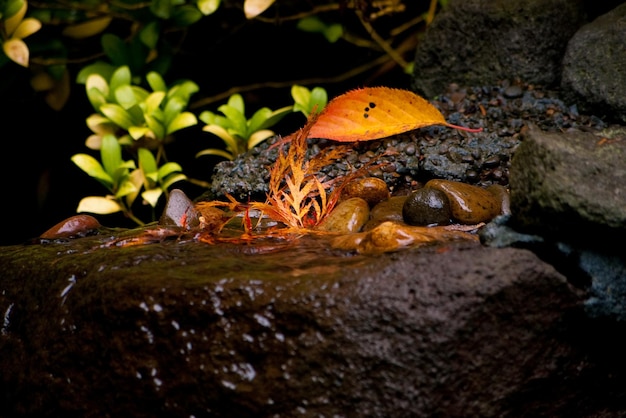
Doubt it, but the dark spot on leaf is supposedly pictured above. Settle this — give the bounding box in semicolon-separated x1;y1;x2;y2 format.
370;102;376;108
363;113;369;118
364;107;370;112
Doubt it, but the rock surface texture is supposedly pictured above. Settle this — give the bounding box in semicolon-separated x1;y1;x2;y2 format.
3;0;626;417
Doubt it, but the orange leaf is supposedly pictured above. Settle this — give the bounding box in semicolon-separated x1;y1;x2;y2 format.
307;87;481;142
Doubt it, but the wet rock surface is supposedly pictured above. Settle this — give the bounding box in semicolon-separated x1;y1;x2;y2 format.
0;237;606;418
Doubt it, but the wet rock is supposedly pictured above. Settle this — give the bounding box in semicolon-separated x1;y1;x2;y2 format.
425;179;502;224
561;3;626;122
341;177;390;207
331;221;478;254
411;0;586;98
2;236;606;417
39;214;101;239
402;187;452;226
159;189;201;230
366;195;407;230
509;124;626;245
315;197;370;233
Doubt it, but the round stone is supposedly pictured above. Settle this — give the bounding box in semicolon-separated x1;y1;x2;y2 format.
402;188;452;226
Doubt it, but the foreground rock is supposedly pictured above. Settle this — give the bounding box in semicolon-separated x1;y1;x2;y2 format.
2;235;612;417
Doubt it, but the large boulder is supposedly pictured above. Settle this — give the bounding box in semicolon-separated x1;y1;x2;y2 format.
411;0;586;98
0;236;606;417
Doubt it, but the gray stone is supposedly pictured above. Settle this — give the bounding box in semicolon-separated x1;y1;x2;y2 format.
509;124;626;245
561;3;626;123
411;0;586;98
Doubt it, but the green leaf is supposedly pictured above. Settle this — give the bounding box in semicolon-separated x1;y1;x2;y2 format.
218;104;247;136
102;34;129;67
247;107;272;134
143;91;166;113
197;0;221;15
171;5;203;27
115;85;137;109
115;177;138;199
129;126;151;140
3;0;25;20
163;96;185;126
100;134;122;177
139;21;160;50
86;86;108;112
100;103;136;130
247;129;275;149
76;62;115;85
109;65;131;95
157;161;183;180
76;196;123;215
147;72;167;93
161;173;187;190
142;188;163;208
227;94;245;114
195;148;234;160
323;24;343;43
291;85;310;107
309;87;328;112
144;114;166;140
150;0;172;19
71;154;113;187
257;105;292;130
166;112;197;135
138;148;158;176
168;80;199;102
202;124;238;153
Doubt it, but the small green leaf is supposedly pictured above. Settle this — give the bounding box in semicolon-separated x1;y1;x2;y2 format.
161;173;187;190
142;188;163;208
171;5;203;27
257;105;292;130
115;178;139;199
197;0;221;15
129;126;151;140
115;85;137;109
291;85;311;107
166;112;197;135
144;114;166;140
143;91;166;113
248;129;275;149
158;162;183;180
76;196;123;215
150;0;172;19
218;104;247;136
202;124;238;153
102;35;129;67
76;62;115;85
227;94;245;114
147;72;167;93
196;148;234;160
71;154;113;187
139;21;160;50
138;148;158;176
100;103;136;130
109;65;131;94
247;107;272;134
100;134;122;177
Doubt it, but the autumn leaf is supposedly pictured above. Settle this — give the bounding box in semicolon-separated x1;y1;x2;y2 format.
307;87;482;142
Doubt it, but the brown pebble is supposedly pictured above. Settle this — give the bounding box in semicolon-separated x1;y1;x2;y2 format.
342;177;390;207
40;214;101;239
425;179;501;224
316;197;370;233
